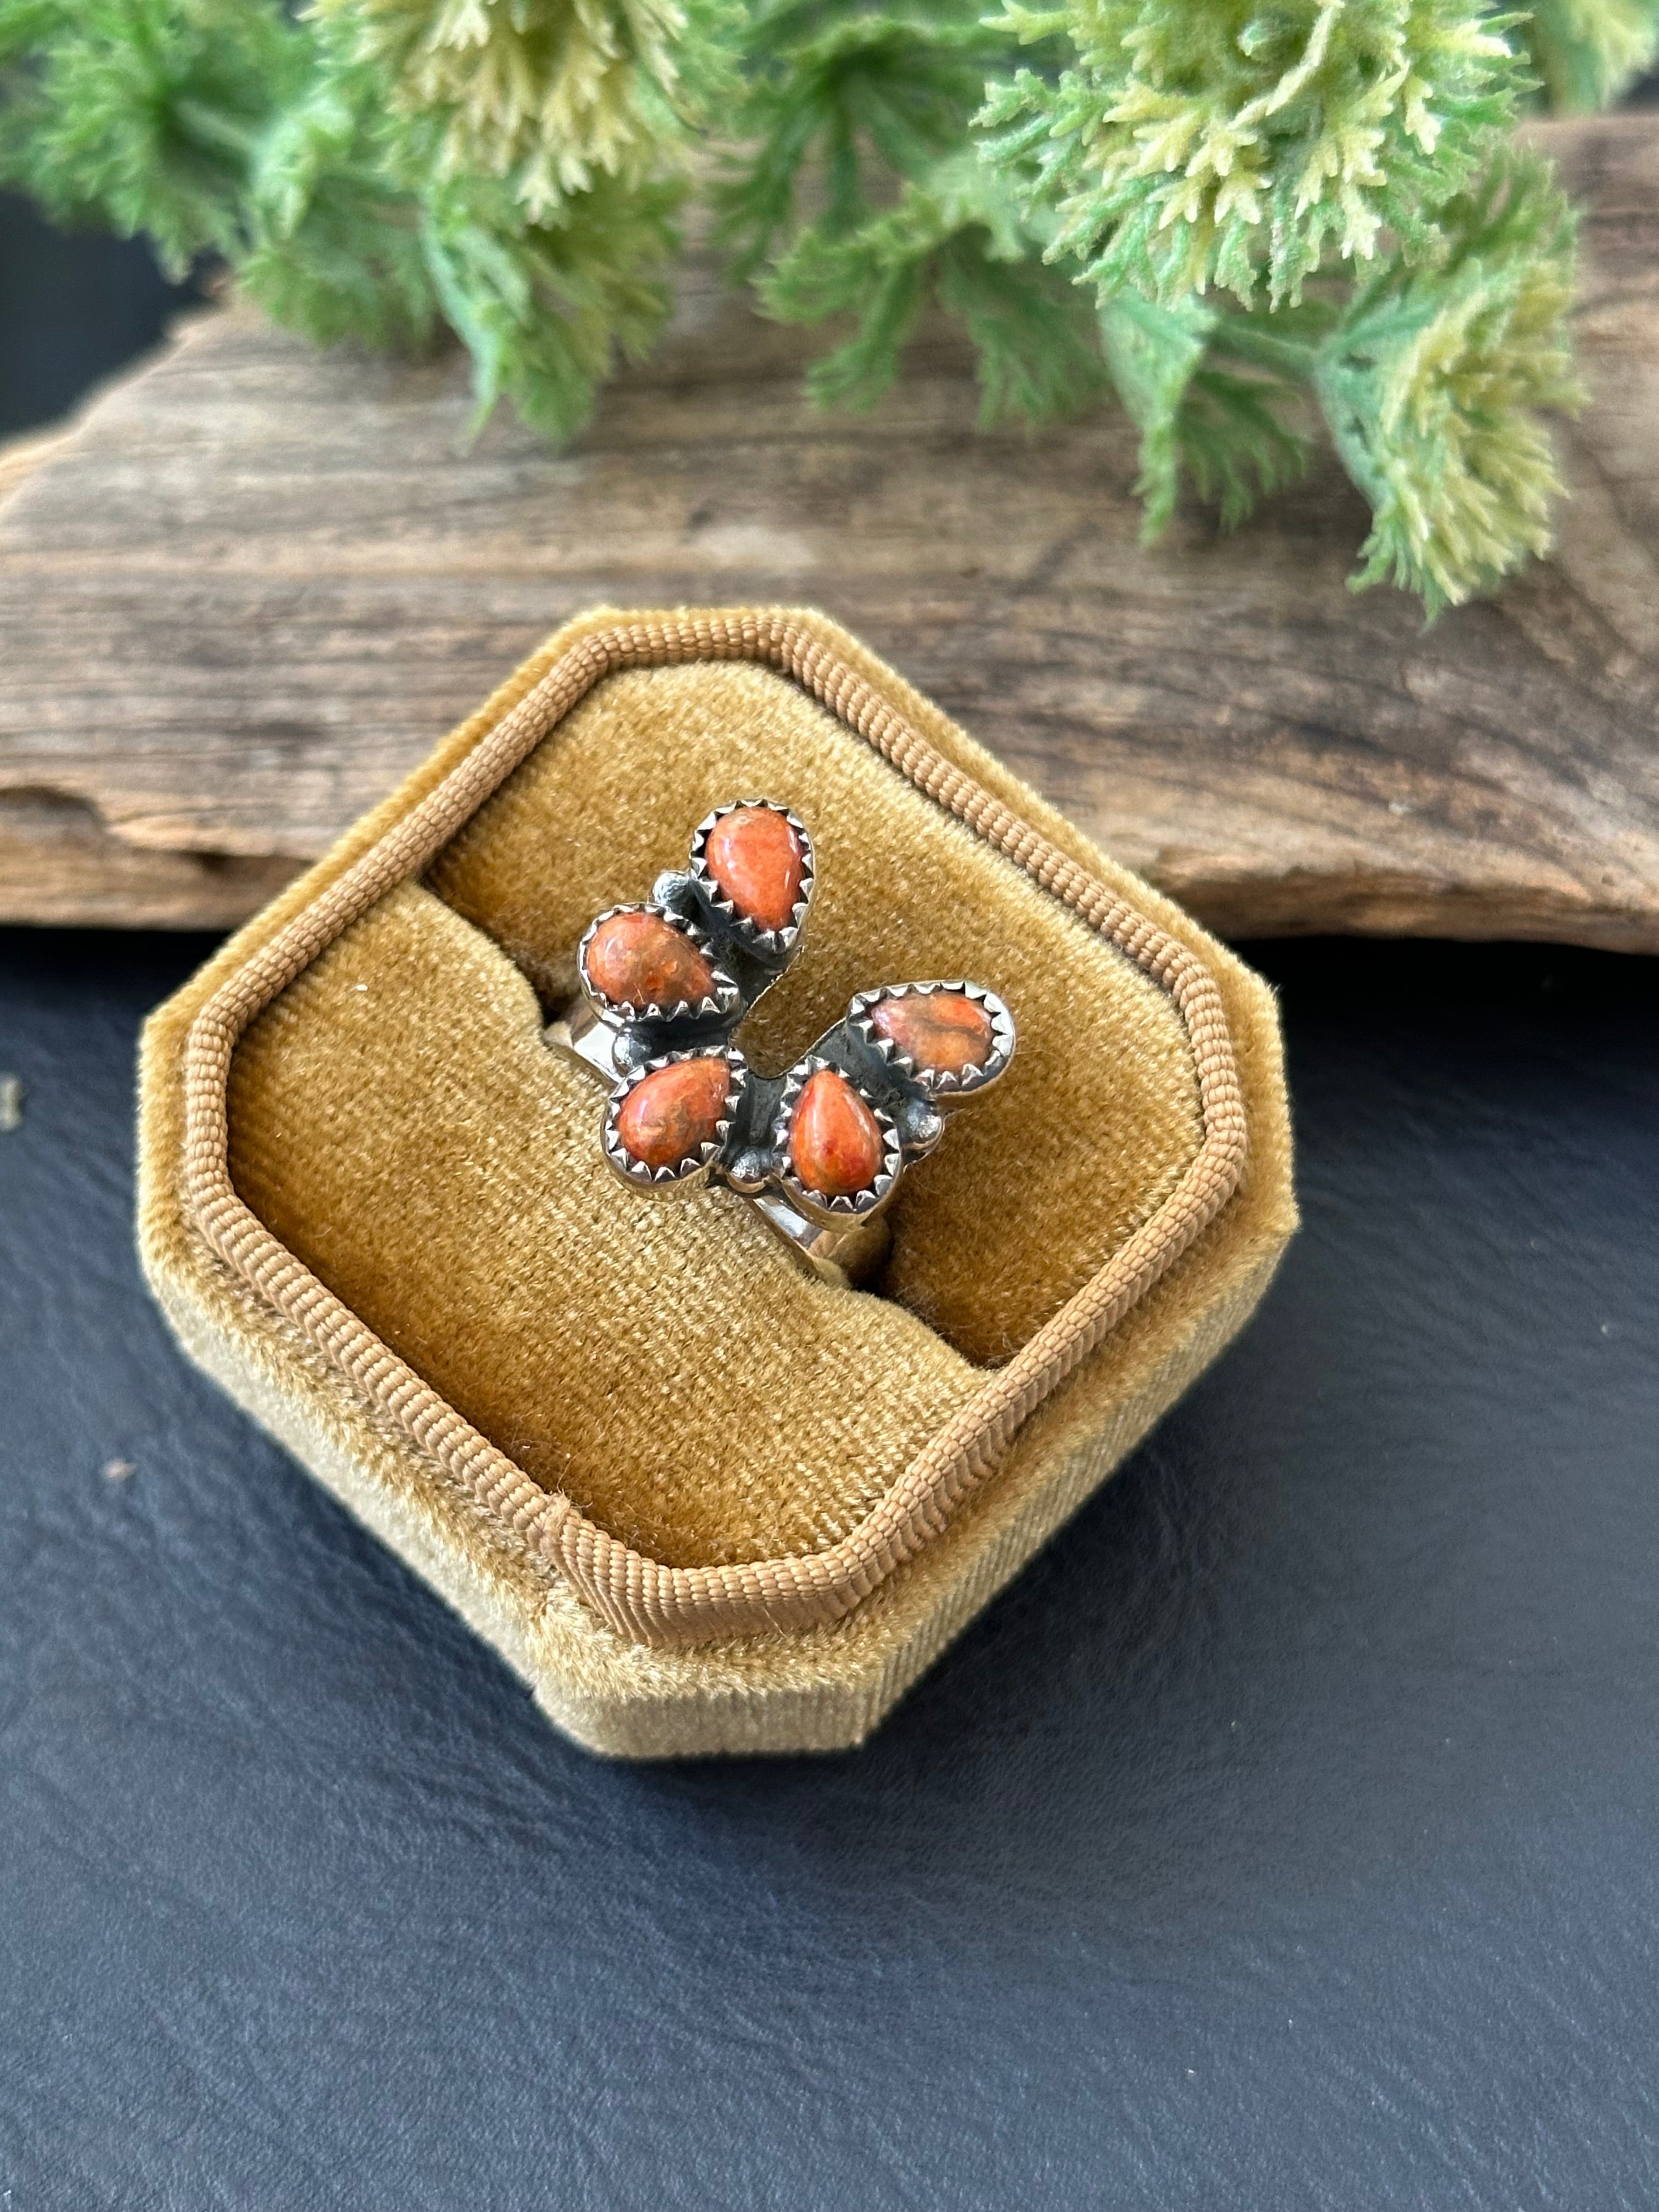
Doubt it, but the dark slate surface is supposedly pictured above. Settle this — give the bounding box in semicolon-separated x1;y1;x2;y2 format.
0;191;205;440
2;926;1656;2210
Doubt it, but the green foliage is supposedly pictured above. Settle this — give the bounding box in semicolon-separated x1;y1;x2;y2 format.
970;0;1590;607
314;0;734;216
756;149;1109;422
1519;0;1659;109
715;0;1105;424
714;0;1014;280
0;0;303;271
0;0;1642;610
981;0;1525;309
419;167;680;435
236;58;437;352
1317;144;1582;611
1098;291;1312;533
0;0;689;437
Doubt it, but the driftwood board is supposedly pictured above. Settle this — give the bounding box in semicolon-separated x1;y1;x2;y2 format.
0;114;1655;943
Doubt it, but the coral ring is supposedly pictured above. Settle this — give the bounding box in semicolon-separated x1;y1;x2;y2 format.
548;800;1014;1287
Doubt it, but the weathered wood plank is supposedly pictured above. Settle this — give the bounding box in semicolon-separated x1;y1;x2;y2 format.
1;114;1655;941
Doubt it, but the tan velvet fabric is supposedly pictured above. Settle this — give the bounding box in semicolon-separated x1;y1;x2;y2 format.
137;607;1297;1754
227;881;982;1568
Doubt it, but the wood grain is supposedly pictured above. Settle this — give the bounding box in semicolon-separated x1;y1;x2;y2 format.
1;113;1655;941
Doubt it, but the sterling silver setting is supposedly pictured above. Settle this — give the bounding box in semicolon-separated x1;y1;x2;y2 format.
847;981;1017;1098
771;1057;905;1226
549;800;1015;1286
600;1048;747;1190
578;903;741;1027
687;800;815;956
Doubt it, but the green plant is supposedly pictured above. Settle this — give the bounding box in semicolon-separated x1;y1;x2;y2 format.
0;0;701;437
1;0;1652;609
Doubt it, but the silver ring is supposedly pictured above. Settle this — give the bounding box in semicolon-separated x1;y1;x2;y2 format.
548;800;1015;1288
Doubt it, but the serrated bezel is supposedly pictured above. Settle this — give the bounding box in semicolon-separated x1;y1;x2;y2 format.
771;1057;904;1224
687;800;815;955
847;980;1015;1099
601;1048;746;1189
578;902;740;1028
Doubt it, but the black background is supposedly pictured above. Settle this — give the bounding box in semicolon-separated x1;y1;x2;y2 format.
3;196;1658;2210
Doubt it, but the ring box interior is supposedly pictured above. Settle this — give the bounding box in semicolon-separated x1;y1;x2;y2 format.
138;608;1296;1757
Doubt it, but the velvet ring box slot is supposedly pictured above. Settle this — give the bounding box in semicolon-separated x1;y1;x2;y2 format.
138;608;1297;1757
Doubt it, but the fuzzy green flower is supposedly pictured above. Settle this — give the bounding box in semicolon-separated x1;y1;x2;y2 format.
418;166;680;435
1317;146;1582;611
225;50;448;353
981;0;1526;307
312;0;731;218
1520;0;1659;111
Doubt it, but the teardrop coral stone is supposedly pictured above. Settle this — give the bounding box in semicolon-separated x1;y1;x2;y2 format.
789;1070;882;1199
586;910;716;1009
870;991;995;1076
616;1058;731;1171
704;806;805;932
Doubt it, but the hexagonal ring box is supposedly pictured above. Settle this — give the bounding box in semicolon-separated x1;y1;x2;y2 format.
139;608;1296;1757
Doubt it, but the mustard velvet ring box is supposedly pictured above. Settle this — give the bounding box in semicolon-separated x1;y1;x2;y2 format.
138;608;1297;1758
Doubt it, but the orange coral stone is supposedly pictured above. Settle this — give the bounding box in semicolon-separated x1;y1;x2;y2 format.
586;910;716;1009
704;806;805;932
789;1070;882;1198
616;1058;731;1170
870;991;995;1075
